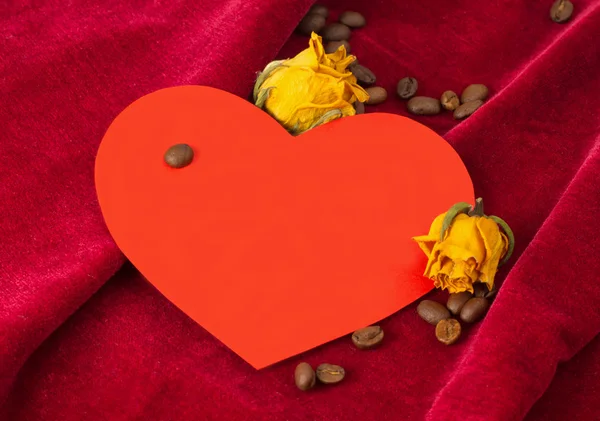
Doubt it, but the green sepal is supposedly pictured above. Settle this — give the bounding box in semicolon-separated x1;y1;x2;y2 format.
489;215;515;266
255;87;274;109
440;202;472;241
306;109;343;130
253;60;285;103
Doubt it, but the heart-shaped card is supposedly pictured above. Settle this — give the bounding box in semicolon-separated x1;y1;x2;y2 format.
95;86;473;368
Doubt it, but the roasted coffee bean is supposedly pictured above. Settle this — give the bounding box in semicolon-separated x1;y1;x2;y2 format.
396;77;418;99
350;63;376;85
309;4;329;18
550;0;573;23
164;144;194;168
461;84;488;103
447;291;473;315
440;90;460;111
339;11;366;28
417;300;450;325
297;13;326;35
325;40;351;54
316;364;345;384
294;362;316;391
407;96;441;115
322;23;351;41
460;297;490;323
453;100;483;120
352;326;384;349
436;318;461;345
353;100;365;115
365;87;387;105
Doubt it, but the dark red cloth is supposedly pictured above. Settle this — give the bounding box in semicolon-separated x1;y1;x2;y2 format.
1;0;599;419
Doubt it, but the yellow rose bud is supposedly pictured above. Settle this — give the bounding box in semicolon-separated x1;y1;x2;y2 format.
412;198;515;294
253;32;369;135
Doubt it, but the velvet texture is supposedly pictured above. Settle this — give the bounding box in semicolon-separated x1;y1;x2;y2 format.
1;0;599;420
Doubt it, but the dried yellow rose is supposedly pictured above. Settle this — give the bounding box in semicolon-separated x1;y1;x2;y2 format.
253;32;369;135
413;198;514;294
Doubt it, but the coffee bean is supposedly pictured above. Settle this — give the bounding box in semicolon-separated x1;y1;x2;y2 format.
440;90;460;111
325;40;351;54
453;100;483;120
461;84;488;103
316;364;345;384
436;318;461;345
297;13;326;36
550;0;573;23
309;4;329;18
164;144;194;168
294;362;316;391
349;63;376;85
447;291;473;315
353;100;365;115
459;297;490;323
396;77;418;99
352;326;384;349
339;11;366;28
407;96;441;115
473;283;489;298
417;300;450;325
365;87;387;105
322;23;351;41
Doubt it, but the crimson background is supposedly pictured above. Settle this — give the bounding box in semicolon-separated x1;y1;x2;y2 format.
1;1;599;420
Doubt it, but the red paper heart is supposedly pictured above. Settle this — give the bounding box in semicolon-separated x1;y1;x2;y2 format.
95;86;473;368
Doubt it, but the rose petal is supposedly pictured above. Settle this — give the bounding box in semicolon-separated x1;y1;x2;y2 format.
476;217;506;290
413;213;446;257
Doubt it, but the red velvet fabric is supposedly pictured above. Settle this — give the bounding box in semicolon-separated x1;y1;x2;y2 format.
1;0;599;419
